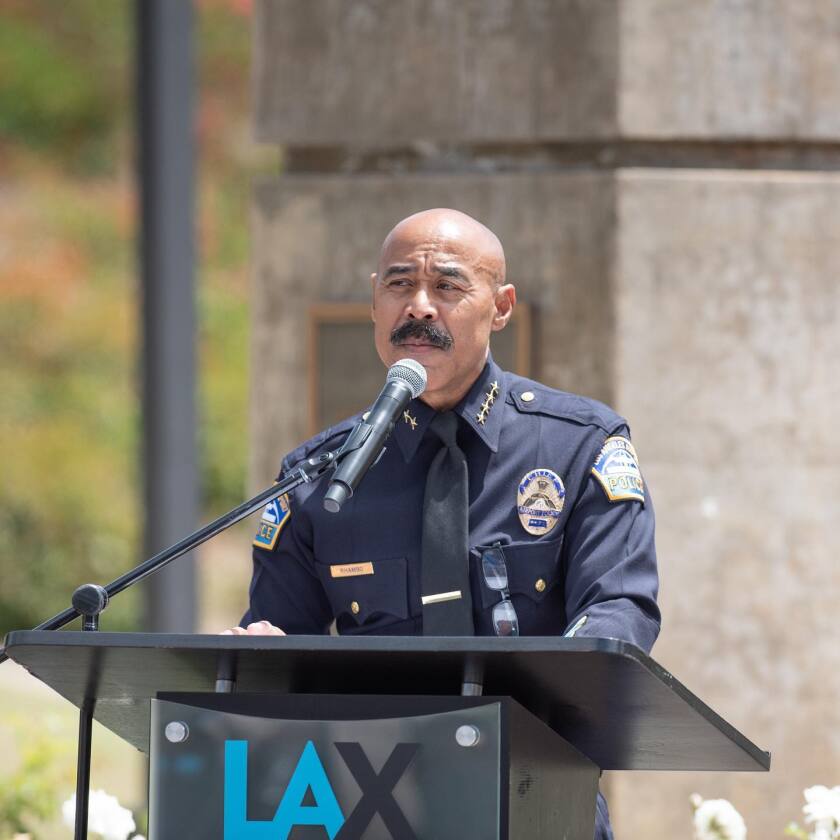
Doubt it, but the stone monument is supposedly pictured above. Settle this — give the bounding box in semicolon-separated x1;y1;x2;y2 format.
250;3;840;835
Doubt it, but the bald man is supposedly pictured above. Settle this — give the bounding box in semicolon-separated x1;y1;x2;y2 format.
232;209;660;840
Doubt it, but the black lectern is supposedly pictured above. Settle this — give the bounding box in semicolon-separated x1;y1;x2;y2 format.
4;632;770;839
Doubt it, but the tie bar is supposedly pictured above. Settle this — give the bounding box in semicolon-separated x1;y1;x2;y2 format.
421;590;462;606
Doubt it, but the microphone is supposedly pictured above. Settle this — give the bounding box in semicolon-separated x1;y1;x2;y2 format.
323;358;427;513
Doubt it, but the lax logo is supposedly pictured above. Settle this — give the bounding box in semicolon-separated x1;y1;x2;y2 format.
224;739;419;840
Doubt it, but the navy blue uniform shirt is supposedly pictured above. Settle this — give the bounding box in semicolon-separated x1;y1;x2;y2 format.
245;357;659;647
244;357;660;840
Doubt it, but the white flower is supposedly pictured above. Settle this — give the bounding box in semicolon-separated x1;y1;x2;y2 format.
803;786;840;838
690;793;747;840
61;789;137;840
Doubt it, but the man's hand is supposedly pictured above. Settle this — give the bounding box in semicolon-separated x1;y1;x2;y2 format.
220;620;286;636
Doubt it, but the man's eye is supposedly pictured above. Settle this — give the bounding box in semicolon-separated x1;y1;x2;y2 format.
438;281;456;291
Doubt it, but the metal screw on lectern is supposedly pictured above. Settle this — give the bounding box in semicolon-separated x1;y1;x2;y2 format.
164;721;190;743
455;725;480;748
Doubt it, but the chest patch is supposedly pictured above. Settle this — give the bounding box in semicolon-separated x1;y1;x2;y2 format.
252;493;290;550
517;469;565;536
591;436;645;503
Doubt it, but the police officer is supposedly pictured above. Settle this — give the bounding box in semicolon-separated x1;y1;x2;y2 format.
224;208;660;839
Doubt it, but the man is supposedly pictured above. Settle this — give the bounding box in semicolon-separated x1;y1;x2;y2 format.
224;208;660;838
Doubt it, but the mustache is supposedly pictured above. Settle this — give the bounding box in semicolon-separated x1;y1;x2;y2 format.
389;320;453;350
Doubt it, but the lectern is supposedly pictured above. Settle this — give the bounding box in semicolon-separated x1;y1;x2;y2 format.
4;632;770;839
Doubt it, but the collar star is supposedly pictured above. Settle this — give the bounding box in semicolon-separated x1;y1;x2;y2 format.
403;409;418;430
476;380;499;425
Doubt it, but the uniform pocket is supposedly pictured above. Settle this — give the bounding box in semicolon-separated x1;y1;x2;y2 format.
315;558;409;626
474;536;564;609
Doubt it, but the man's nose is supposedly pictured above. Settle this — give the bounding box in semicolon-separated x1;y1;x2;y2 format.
406;287;437;320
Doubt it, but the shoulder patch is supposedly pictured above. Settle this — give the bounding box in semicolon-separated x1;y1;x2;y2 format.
591;436;645;503
253;493;291;550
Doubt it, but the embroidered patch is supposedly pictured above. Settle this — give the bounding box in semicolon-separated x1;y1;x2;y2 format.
253;494;291;550
591;436;645;503
517;468;566;536
330;562;374;578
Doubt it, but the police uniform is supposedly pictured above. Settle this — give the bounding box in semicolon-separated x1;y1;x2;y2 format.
244;356;660;839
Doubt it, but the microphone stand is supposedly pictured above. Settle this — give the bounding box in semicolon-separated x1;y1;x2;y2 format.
0;449;345;664
0;421;374;840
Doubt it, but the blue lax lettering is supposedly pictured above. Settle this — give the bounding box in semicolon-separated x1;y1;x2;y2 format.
224;740;345;840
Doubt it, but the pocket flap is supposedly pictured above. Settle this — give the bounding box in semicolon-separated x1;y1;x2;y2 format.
473;537;563;608
316;558;409;625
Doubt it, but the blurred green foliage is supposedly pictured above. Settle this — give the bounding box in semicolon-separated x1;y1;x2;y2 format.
0;713;75;837
0;0;267;637
0;0;129;173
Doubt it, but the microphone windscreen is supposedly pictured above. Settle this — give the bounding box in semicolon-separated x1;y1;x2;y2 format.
387;358;427;399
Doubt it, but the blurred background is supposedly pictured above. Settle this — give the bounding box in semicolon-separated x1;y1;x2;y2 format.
2;0;840;838
1;0;262;835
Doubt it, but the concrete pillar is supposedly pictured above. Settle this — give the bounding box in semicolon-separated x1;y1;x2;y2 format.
250;3;840;836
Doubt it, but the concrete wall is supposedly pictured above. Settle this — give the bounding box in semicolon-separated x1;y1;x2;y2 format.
250;2;840;836
607;168;840;837
253;0;620;144
619;1;840;139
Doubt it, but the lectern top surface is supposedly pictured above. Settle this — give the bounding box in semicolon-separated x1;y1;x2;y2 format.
3;631;769;772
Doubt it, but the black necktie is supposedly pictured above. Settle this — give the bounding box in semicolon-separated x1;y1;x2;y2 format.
421;411;475;635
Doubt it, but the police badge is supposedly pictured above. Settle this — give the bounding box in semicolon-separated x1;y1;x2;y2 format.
517;469;565;536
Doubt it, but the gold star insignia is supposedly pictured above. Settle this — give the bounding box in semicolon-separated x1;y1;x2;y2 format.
403;410;418;430
476;381;500;425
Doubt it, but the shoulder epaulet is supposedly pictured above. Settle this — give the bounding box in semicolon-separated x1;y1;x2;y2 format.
278;413;361;476
505;375;626;435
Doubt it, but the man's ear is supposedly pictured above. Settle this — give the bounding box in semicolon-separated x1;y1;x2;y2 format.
370;272;377;321
491;283;516;331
